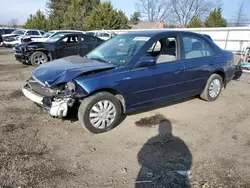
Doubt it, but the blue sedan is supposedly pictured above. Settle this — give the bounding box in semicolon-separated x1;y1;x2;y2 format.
22;30;235;133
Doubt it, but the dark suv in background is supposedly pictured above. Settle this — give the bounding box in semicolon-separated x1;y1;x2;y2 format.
0;28;16;46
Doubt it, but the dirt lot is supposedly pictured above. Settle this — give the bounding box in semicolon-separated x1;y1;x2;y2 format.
0;48;250;188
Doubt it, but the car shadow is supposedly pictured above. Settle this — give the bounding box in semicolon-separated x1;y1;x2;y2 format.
127;96;197;116
64;96;197;125
135;118;192;188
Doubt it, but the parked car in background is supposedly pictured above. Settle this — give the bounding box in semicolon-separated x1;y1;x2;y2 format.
2;29;44;47
14;32;104;66
86;31;116;40
22;30;84;43
0;28;16;46
22;31;236;134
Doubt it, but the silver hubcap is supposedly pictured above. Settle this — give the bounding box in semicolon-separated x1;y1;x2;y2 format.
89;100;116;129
209;79;221;98
34;54;47;65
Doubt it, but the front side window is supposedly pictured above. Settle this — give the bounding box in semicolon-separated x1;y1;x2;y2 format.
43;31;55;38
47;33;70;42
87;34;150;66
182;36;214;59
26;31;33;35
144;37;177;64
32;31;40;35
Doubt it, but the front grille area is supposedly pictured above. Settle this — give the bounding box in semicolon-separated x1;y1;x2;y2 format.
4;37;16;42
28;79;57;97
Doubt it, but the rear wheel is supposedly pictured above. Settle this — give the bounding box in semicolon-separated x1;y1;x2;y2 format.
30;51;48;67
200;74;223;101
78;92;122;134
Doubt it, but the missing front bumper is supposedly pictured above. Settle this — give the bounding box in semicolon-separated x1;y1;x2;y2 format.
22;85;70;117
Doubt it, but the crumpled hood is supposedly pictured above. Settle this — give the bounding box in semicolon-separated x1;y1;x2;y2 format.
32;56;116;87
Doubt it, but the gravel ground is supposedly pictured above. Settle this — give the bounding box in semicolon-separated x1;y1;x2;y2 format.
0;48;250;188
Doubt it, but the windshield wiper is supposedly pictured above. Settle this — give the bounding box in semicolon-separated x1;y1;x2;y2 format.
90;57;112;64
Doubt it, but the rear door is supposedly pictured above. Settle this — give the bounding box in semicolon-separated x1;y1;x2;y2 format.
180;34;215;93
55;34;80;58
79;35;103;57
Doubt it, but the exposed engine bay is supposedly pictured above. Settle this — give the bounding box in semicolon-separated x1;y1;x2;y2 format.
23;78;76;117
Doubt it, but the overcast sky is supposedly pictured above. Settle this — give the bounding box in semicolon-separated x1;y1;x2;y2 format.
0;0;249;25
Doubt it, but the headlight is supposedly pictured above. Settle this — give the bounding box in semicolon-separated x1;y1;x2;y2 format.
66;82;75;91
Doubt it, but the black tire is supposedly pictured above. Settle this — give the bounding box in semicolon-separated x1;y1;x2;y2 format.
78;92;122;134
200;74;223;102
30;51;48;67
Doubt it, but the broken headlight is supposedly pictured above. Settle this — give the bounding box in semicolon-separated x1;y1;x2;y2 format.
66;82;75;92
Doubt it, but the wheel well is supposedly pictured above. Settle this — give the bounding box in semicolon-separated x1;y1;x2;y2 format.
90;88;126;113
35;50;51;61
214;71;226;87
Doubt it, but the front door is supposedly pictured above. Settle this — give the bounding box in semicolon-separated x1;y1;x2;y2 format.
56;35;80;58
122;36;186;110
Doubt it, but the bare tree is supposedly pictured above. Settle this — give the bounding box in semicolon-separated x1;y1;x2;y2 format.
168;0;222;26
8;18;19;28
232;0;247;26
135;0;170;22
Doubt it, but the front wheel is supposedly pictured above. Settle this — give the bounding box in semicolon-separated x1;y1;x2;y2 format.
200;74;223;102
30;51;48;67
78;92;122;134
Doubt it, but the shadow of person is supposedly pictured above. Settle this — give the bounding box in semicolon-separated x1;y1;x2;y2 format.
135;119;192;188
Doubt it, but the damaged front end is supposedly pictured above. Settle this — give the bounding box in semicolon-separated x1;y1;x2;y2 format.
22;78;78;117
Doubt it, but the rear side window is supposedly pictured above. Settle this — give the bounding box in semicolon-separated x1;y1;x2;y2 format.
182;36;214;60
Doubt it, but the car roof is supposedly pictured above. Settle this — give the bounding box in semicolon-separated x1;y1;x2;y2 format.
120;30;202;37
15;29;42;32
51;30;84;32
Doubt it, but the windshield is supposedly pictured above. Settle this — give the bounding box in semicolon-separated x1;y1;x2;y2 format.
87;34;150;66
43;31;54;38
47;33;69;42
11;30;25;35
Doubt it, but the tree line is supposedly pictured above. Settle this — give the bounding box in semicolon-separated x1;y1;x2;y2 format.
23;0;247;31
24;0;131;31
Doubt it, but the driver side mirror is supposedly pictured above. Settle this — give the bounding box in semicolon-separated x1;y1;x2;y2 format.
135;57;156;68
